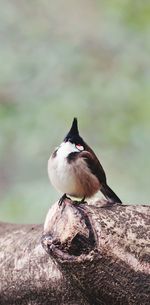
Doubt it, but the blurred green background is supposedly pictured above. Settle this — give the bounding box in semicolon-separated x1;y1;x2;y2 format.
0;0;150;224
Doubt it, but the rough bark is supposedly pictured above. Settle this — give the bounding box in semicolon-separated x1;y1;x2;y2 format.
0;222;88;305
0;199;150;305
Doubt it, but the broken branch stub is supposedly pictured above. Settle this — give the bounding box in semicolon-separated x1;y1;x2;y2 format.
42;199;150;305
42;199;96;257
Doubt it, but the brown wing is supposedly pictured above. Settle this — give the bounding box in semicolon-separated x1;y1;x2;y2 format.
79;150;107;185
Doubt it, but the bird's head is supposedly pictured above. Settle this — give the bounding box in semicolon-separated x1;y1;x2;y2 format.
55;118;85;158
64;118;85;148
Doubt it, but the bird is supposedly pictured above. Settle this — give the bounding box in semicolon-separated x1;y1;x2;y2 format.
48;118;122;205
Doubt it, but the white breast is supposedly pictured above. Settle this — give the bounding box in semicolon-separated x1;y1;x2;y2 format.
48;142;80;196
48;141;100;198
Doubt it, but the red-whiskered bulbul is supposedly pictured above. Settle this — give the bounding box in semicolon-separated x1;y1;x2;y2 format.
48;118;122;205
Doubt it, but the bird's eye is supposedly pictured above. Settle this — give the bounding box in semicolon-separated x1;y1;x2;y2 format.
76;144;84;151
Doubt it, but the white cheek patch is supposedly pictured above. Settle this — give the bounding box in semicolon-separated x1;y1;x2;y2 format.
57;141;79;158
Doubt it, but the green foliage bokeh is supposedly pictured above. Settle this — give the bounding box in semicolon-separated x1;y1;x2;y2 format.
0;0;150;223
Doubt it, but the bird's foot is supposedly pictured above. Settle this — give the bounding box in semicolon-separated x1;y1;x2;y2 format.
58;193;70;207
80;196;86;204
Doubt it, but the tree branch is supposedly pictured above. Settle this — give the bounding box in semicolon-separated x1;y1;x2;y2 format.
0;199;150;305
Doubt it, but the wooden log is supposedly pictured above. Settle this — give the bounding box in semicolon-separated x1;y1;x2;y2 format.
0;222;89;305
42;199;150;305
0;199;150;305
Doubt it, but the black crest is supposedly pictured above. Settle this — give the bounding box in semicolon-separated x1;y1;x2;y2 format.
64;118;84;145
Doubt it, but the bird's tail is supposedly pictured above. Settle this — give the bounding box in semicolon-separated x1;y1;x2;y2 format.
101;183;122;204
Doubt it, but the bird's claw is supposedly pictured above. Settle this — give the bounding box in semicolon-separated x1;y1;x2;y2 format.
58;193;69;207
